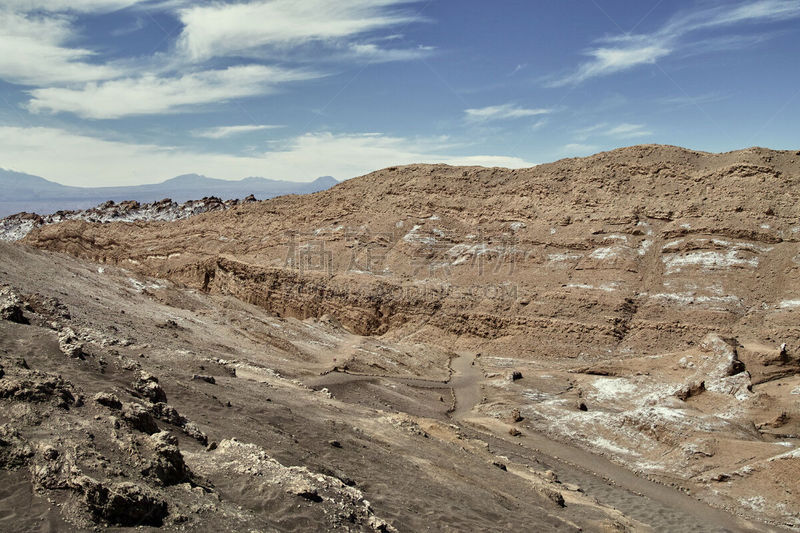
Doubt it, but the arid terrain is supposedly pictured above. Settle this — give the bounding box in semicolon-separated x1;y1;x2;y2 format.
2;144;799;531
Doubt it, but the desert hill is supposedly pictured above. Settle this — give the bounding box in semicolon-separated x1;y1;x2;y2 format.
13;144;800;529
25;145;800;355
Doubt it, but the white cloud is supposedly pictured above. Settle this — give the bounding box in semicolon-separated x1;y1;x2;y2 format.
347;42;433;62
551;45;669;87
574;123;651;141
605;123;651;138
26;65;321;119
0;11;123;85
0;127;536;186
465;103;552;122
3;0;429;115
193;125;284;139
551;0;800;86
176;0;426;61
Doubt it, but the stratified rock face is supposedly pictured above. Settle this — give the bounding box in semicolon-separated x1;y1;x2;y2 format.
23;145;800;362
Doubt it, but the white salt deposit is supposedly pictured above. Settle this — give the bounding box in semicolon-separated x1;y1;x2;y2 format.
662;250;759;274
589;377;638;402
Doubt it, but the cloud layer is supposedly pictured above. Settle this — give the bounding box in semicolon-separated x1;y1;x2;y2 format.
27;65;321;119
0;127;535;186
4;0;429;119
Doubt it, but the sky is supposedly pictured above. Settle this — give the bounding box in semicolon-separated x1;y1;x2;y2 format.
0;0;798;186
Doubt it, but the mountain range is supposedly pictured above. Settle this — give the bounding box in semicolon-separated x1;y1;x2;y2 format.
0;169;338;217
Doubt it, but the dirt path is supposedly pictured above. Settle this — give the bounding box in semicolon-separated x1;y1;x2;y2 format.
448;352;483;418
309;352;778;531
446;353;772;533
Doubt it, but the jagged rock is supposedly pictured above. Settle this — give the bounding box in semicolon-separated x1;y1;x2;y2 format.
181;421;208;445
133;372;167;403
0;374;75;408
25;293;70;320
509;408;523;422
509;371;523;382
288;480;323;502
508;427;522;437
75;476;168;526
759;412;790;429
142;431;190;485
192;374;216;384
151;402;186;425
121;403;159;434
57;327;85;358
31;444;72;490
149;403;207;444
675;381;705;401
0;425;34;469
368;515;399;532
537;486;566;507
0;286;27;324
93;392;122;410
697;334;745;379
202;439;397;530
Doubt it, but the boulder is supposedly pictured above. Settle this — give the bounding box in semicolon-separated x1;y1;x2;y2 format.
142;432;190;485
93;392;122;410
75;476;168;527
57;327;85;359
133;372;167;403
0;287;27;324
121;403;159;434
0;374;75;408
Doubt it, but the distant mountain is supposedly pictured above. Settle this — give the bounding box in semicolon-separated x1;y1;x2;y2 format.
0;169;338;217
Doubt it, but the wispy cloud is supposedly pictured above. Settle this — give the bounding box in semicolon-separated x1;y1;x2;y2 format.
574;123;652;141
552;45;669;87
193;125;284;139
550;0;800;86
176;0;428;62
346;42;434;63
26;65;322;119
605;123;651;138
465;103;552;123
658;92;730;108
0;11;124;85
0;127;536;186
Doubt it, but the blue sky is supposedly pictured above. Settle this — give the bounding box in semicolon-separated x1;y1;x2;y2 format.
0;0;798;186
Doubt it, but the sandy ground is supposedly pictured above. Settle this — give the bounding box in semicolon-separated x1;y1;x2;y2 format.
0;241;783;531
